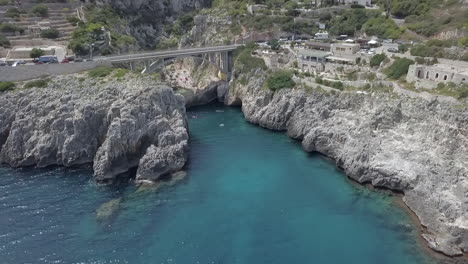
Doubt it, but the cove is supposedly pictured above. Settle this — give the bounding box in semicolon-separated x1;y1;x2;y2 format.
0;104;436;264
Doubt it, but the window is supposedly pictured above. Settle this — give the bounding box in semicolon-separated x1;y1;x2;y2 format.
417;70;422;78
435;73;439;79
444;75;448;81
426;72;430;79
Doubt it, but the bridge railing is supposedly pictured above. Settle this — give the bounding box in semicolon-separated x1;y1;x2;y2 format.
97;44;243;62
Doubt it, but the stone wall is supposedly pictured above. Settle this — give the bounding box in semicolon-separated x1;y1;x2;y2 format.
0;61;112;82
407;64;468;89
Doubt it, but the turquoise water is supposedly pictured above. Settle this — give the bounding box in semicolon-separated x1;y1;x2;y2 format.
0;104;437;264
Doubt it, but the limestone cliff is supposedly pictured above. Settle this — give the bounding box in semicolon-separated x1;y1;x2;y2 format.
225;69;468;257
0;76;188;184
92;0;211;48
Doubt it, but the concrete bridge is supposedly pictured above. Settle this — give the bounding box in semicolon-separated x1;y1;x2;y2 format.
102;45;242;80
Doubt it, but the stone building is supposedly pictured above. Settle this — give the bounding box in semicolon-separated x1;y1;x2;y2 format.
331;43;360;56
407;64;468;88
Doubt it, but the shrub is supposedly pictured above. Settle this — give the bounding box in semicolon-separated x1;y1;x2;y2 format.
67;16;80;26
0;35;10;47
233;44;267;73
384;58;414;79
40;28;59;39
5;8;24;18
0;81;15;92
398;44;410;53
0;0;10;6
362;15;403;39
113;68;129;78
0;23;24;34
268;39;280;51
410;44;445;58
266;71;295;91
24;79;49;89
88;66;114;78
31;5;48;17
370;53;387;67
30;48;45;59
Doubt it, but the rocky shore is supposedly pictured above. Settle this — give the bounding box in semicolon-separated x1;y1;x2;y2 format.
224;69;468;257
0;76;188;184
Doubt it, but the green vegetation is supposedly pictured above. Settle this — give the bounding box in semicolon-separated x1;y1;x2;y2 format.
233;44;267;74
410;43;446;58
0;35;10;48
5;7;25;18
362;15;403;39
30;48;45;59
69;5;135;55
66;16;81;26
40;28;59;39
268;39;280;50
113;68;129;78
414;56;438;65
401;0;467;37
432;82;468;100
24;79;50;89
384;57;414;79
88;66;114;78
315;77;344;90
0;23;25;34
370;54;387;67
31;4;48;17
328;9;376;36
0;81;15;92
266;70;295;91
0;0;11;6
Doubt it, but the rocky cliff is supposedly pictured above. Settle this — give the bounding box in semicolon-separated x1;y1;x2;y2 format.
225;70;468;257
93;0;211;48
0;76;188;184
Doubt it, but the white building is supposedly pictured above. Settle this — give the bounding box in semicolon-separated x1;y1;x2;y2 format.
344;0;372;6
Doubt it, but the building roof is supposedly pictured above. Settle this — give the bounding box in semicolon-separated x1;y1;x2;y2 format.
299;49;330;58
327;56;354;62
304;41;331;49
332;43;360;47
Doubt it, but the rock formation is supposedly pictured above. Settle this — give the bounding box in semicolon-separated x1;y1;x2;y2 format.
93;0;211;48
0;75;188;183
225;69;468;256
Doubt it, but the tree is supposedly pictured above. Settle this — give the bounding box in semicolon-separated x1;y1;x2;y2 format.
31;5;48;17
40;28;59;39
30;48;45;59
268;39;280;50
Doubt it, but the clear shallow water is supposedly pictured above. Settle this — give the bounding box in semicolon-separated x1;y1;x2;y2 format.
0;104;436;264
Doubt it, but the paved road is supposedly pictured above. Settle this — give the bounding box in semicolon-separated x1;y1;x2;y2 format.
100;45;242;63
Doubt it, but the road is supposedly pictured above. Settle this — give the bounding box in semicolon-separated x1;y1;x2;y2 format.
99;45;242;63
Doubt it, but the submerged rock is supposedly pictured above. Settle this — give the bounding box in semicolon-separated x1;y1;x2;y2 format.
0;75;188;184
96;198;122;221
225;73;468;256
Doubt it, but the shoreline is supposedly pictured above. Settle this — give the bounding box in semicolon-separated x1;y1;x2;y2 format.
228;102;467;263
317;152;468;263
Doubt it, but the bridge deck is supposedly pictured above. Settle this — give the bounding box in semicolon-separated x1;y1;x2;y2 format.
103;45;241;63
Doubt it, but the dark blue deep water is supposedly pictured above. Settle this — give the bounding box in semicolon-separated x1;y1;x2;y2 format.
0;104;437;264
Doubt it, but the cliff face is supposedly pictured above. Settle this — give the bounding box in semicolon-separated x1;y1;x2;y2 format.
93;0;211;48
0;76;188;184
225;70;468;256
